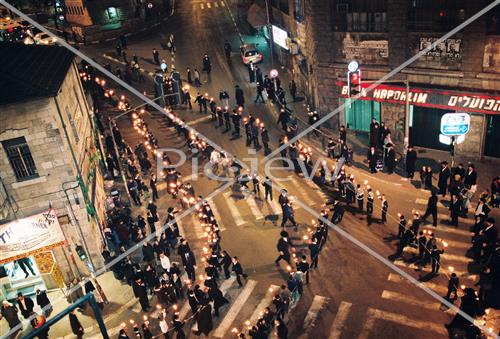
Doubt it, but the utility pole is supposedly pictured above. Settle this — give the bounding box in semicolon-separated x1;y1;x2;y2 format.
264;0;274;68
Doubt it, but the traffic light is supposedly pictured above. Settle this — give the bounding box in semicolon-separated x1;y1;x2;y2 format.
75;245;87;261
348;70;361;97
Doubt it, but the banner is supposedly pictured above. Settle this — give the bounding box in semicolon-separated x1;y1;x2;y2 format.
0;209;66;264
338;83;500;115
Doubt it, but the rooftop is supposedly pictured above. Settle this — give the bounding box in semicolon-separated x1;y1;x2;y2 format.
0;43;75;106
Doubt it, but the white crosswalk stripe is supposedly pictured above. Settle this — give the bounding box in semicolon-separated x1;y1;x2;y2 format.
207;197;227;231
268;199;282;215
422;226;471;237
387;273;448;294
415;197;447;209
302;295;328;333
223;192;245;226
213;280;258;337
303;179;328;200
436;238;469;250
381;290;442;311
403;247;472;263
393;259;477;280
416;210;475;226
248;285;280;324
247;196;265;220
328;301;352;339
359;307;448;338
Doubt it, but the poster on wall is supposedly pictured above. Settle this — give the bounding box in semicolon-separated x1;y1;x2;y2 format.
272;25;289;50
0;209;66;264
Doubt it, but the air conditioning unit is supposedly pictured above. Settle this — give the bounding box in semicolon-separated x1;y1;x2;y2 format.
336;4;349;13
289;42;299;55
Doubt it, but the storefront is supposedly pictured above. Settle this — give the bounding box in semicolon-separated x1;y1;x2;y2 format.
338;82;500;157
0;210;67;300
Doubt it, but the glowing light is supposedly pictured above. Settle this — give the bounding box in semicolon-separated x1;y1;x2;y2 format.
448;266;454;272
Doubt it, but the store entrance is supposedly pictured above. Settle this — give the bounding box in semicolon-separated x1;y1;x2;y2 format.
342;99;381;132
0;256;45;300
410;106;450;151
484;115;500;158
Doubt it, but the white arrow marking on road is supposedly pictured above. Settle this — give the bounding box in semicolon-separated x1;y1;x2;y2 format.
212;280;258;337
387;273;448;294
223;192;245;226
246;196;265;220
381;290;442;311
248;285;280;324
422;225;471;237
328;301;352;339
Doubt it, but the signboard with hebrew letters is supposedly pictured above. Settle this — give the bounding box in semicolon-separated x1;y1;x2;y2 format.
0;209;66;264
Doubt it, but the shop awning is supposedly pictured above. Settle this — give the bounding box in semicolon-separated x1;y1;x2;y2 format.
247;3;267;29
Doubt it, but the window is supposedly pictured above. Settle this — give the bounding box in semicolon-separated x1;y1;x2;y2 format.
294;0;304;22
107;7;118;20
407;0;466;31
486;5;500;34
65;105;80;143
279;0;289;15
2;137;38;181
332;0;387;32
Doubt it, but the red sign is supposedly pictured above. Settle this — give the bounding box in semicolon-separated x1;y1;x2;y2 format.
338;82;500;115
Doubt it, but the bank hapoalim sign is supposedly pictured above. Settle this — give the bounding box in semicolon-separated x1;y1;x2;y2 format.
0;209;66;264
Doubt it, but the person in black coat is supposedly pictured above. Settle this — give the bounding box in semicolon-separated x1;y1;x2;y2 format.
181;250;197;281
132;278;150;311
232;256;248;287
438;161;451;196
16;292;34;319
196;301;213;335
464;164;477;188
385;144;396;174
220;250;232;279
369;120;379;147
405;145;417;179
275;232;292;266
208;286;229;317
36;289;52;316
235;85;245;107
449;195;463;226
367;146;378;173
276;318;288;339
69;310;84;339
422;191;438;226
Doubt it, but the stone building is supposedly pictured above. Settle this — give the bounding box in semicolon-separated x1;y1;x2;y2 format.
61;0;173;41
0;44;106;300
268;0;500;158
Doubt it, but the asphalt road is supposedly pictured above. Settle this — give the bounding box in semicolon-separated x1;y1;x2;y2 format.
73;0;499;338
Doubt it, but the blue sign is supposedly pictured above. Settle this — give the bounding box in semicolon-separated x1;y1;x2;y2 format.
440;113;470;136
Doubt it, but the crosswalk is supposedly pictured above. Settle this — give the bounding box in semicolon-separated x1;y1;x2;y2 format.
193;1;225;10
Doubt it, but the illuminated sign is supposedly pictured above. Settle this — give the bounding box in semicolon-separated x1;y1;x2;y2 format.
0;209;66;264
272;25;288;50
338;83;500;114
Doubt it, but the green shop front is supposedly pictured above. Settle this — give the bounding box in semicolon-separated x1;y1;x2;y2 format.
338;82;500;158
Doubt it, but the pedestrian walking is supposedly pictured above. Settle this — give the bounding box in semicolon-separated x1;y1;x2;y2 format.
449;194;462;226
281;202;298;229
235;85;245;107
397;214;407;239
232;256;248;287
445;273;460;302
220;250;232;279
356;184;364;211
275;231;292;266
380;194;388;223
1;301;21;335
297;255;310;284
255;82;265;103
366;189;374;225
263;176;273;201
69;310;84;339
194;68;202;86
422;190;438;226
430;246;444;274
132;278;150;311
406;145;417;179
181;250;197;282
367;147;377;173
36;289;52;317
289;80;297;102
16;292;34;319
438;161;451;196
150;174;159;201
153;48;160;65
308;238;319;269
202;53;212;76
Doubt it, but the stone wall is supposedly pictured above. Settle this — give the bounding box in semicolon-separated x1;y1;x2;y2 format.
455;113;485;157
381;102;405;142
0;64;105;282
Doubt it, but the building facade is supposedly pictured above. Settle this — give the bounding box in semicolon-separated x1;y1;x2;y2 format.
270;0;500;158
0;44;106;301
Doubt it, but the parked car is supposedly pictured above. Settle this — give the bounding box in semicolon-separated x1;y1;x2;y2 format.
240;43;263;65
34;32;57;45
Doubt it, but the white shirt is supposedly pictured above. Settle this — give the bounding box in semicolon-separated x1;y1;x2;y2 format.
210;151;221;164
160;255;171;271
